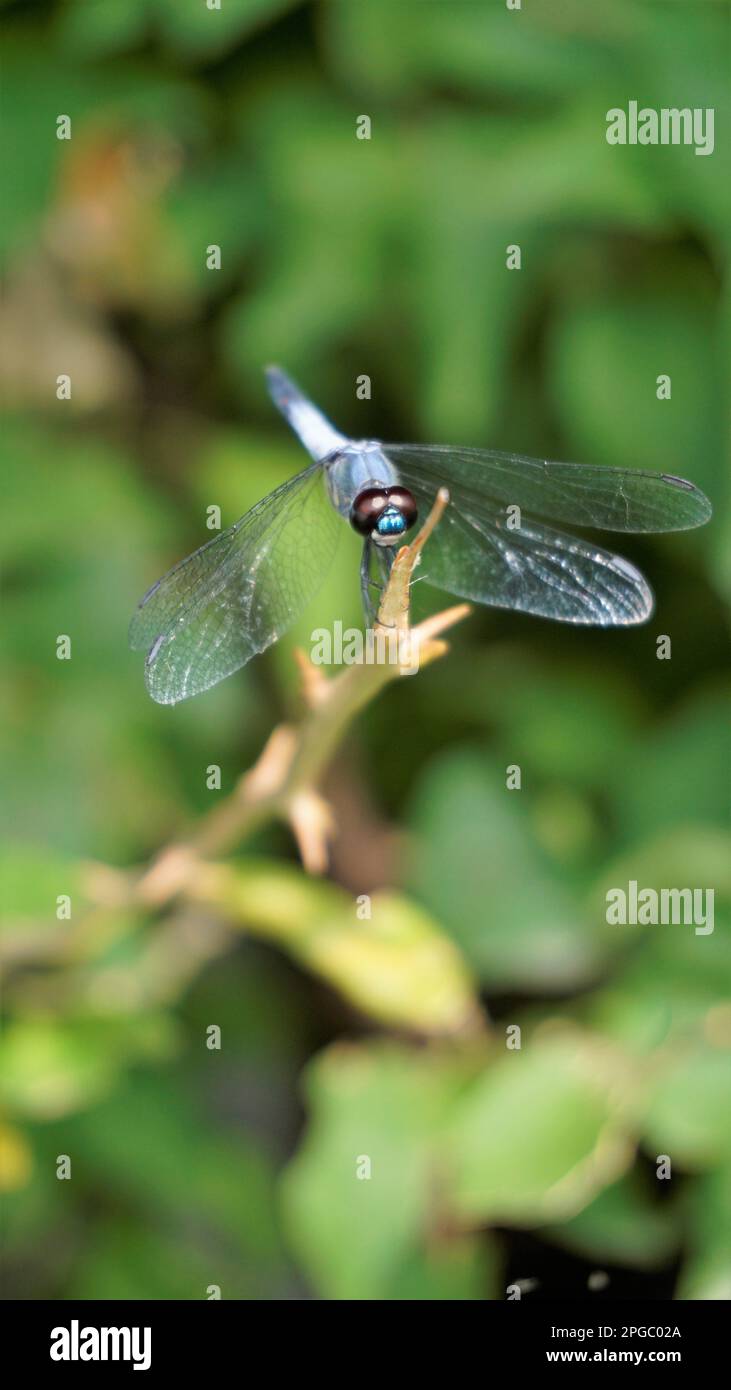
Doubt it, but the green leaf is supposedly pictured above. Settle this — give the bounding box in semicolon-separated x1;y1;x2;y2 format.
383;1236;497;1301
407;750;613;990
2;420;255;858
155;0;300;60
66;1220;241;1301
191;860;480;1035
587;825;731;1051
326;0;620;102
642;1042;731;1169
545;1173;680;1270
0;1020;125;1120
59;1074;284;1267
58;0;294;63
676;1165;731;1300
0;845;85;925
0;39;207;262
605;692;731;845
548;274;722;501
281;1041;472;1299
0;1122;34;1195
57;0;149;58
415;646;641;788
446;1030;633;1225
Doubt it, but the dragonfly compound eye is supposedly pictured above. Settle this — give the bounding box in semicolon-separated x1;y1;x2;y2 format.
349;486;418;544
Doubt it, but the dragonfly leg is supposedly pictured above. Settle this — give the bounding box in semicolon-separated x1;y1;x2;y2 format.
360;541;399;625
360;540;379;625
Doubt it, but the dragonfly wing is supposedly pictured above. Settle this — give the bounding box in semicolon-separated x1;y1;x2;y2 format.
130;527;245;654
359;539;375;626
389;463;654;625
384;444;712;533
130;462;339;704
359;538;395;626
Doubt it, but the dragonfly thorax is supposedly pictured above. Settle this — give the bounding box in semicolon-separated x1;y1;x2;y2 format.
324;440;399;518
323;439;417;544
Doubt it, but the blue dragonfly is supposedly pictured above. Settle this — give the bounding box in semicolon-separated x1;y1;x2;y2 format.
130;367;712;704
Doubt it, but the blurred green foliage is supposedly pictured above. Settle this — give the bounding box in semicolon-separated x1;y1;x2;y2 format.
1;0;729;1300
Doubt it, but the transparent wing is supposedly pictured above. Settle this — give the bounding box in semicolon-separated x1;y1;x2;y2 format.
359;538;394;626
384;445;712;533
130;526;248;653
388;462;654;625
129;463;339;704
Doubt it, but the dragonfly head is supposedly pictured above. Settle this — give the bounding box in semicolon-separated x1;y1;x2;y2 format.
350;486;418;547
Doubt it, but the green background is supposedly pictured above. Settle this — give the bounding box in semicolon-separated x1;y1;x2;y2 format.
2;0;729;1300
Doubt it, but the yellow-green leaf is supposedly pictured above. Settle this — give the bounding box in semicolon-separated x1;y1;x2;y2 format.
191;860;480;1035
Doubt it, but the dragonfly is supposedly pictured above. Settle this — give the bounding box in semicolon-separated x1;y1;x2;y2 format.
130;366;712;704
